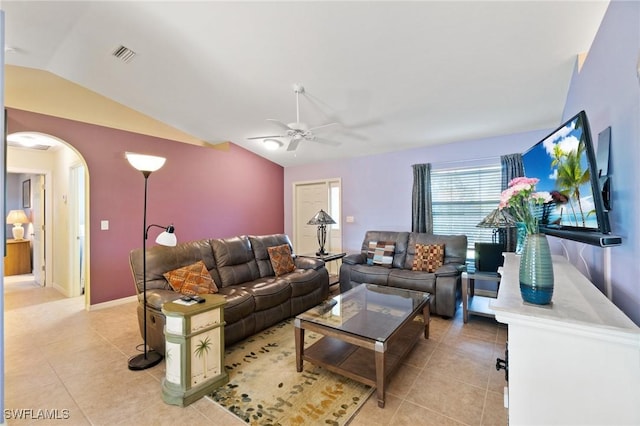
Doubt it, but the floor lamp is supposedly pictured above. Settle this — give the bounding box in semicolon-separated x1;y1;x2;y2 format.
126;152;178;371
307;209;336;256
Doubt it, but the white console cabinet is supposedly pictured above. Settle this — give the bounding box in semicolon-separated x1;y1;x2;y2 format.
491;253;640;425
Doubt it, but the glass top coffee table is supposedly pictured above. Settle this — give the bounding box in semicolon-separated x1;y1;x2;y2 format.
294;283;430;408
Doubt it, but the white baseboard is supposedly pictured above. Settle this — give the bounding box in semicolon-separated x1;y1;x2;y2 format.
89;295;138;311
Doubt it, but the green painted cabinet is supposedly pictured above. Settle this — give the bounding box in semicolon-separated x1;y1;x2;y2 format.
161;294;228;406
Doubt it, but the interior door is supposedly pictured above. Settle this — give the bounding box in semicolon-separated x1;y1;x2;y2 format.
294;182;328;256
31;175;46;286
293;179;342;276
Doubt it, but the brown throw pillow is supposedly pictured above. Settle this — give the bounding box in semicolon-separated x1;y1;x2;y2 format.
412;243;445;273
163;260;218;295
267;244;296;276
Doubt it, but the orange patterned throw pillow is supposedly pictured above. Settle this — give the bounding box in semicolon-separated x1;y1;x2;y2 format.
267;244;296;276
163;260;218;295
412;244;445;273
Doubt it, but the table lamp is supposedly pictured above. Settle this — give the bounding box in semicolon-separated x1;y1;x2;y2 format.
7;209;29;240
476;208;516;244
307;209;336;256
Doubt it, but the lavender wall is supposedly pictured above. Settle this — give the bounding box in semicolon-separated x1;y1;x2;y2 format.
285;129;549;253
287;1;640;325
8;108;284;305
561;0;640;324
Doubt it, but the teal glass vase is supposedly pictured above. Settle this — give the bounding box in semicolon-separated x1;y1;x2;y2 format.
519;233;554;305
515;222;527;255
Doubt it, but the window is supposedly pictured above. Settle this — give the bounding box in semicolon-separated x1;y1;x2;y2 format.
431;165;502;264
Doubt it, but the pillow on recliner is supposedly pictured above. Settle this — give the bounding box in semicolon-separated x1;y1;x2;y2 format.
163;260;218;295
366;241;395;268
412;243;445;273
267;244;296;276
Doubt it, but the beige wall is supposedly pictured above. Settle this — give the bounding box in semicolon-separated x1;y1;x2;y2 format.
7;144;82;297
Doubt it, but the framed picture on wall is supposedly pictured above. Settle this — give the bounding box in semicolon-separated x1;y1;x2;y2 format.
22;179;30;208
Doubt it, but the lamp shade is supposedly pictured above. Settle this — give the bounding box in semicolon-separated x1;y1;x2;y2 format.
125;152;166;172
307;209;336;225
6;209;29;225
155;225;177;247
476;208;516;228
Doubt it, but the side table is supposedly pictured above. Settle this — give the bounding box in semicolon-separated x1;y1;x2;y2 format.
161;294;228;406
299;252;346;289
5;239;31;276
461;270;501;323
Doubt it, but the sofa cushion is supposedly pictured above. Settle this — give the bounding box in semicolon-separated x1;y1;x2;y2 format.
360;231;410;268
211;235;260;287
287;269;328;297
249;234;295;277
404;233;468;269
366;241;395;268
388;269;436;293
130;239;220;292
240;278;292;312
412;244;445;273
267;244;296;276
216;287;256;325
163;260;219;295
350;264;391;285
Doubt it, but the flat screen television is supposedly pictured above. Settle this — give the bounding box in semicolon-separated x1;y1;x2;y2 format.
521;110;621;247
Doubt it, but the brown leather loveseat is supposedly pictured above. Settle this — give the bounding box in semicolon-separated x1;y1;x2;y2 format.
129;234;329;353
339;230;467;317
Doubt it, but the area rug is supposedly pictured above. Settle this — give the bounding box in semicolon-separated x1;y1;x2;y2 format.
206;318;373;425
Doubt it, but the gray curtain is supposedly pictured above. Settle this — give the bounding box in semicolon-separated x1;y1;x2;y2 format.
500;153;524;251
412;163;432;233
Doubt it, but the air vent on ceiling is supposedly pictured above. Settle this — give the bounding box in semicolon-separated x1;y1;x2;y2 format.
112;45;136;63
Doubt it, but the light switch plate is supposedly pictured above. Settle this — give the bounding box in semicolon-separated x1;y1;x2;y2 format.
101;220;109;230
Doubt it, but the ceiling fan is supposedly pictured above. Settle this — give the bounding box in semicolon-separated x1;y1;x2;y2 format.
248;84;341;151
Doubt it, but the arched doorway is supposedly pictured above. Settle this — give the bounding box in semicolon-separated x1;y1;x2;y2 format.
6;132;90;308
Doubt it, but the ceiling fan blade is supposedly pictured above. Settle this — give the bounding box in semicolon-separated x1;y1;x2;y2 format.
313;137;341;147
246;135;286;140
308;122;341;133
266;119;293;131
287;139;301;151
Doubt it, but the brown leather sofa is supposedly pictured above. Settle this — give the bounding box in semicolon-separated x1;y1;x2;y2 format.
339;231;467;317
129;234;329;353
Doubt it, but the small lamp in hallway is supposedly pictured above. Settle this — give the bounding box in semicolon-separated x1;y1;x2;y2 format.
125;152;178;371
307;209;336;256
6;209;29;240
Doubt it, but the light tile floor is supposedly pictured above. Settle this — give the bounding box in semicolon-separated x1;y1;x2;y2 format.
4;275;508;425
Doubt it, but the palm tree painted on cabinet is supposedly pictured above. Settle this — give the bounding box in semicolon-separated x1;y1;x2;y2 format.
194;335;212;379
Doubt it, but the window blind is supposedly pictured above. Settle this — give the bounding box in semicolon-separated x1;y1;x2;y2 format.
431;165;502;263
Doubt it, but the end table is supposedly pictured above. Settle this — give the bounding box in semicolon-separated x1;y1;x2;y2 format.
299;252;346;289
161;294;228;406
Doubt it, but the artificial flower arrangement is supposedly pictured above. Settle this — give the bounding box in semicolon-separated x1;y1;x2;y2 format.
499;177;552;235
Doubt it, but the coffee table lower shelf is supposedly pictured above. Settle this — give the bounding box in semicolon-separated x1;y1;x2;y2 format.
295;320;425;407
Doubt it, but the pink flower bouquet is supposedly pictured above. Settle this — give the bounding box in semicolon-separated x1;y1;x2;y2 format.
499;177;552;235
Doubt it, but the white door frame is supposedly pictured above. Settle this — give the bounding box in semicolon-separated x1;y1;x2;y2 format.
7;167;52;286
69;163;86;298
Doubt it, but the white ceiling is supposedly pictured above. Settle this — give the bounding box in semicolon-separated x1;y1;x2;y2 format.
2;1;609;167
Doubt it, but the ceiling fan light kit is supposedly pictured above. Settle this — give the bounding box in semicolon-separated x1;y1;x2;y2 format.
249;84;341;151
263;139;283;150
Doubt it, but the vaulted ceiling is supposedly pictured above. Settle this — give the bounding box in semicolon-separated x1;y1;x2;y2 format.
3;1;609;167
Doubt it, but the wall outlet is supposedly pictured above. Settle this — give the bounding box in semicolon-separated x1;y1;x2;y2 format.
101;220;109;230
346;216;355;223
